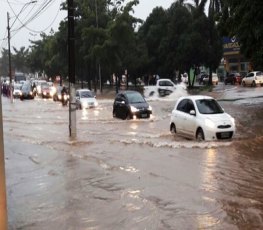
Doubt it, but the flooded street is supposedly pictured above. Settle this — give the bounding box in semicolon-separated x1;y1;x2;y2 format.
3;83;263;229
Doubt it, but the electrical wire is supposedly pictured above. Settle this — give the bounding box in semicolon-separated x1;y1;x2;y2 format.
7;0;63;36
12;0;57;32
14;0;61;34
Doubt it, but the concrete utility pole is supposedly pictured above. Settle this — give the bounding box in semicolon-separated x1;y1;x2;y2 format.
7;12;13;103
68;0;77;139
95;0;102;94
0;91;8;229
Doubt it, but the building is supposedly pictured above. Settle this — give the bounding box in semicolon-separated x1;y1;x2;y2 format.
222;36;251;76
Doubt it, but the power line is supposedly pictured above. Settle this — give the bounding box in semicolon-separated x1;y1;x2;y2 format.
7;0;62;37
9;1;37;29
12;0;62;35
12;0;57;32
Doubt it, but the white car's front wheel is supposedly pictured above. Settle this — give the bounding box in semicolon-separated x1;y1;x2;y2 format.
170;123;176;134
196;128;204;141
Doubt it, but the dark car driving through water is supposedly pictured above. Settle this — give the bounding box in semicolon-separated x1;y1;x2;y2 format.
20;82;34;100
113;90;152;120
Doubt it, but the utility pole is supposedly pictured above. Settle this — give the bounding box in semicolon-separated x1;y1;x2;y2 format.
68;0;77;139
7;12;13;103
0;84;8;229
95;0;102;93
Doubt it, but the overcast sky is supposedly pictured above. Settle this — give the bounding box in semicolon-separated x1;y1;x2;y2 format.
0;0;175;52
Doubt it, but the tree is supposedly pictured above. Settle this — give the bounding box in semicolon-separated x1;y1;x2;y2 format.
137;7;168;77
0;49;10;76
12;47;30;73
190;0;223;85
220;0;263;69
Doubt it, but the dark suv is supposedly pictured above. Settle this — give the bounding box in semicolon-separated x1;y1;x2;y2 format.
224;73;242;85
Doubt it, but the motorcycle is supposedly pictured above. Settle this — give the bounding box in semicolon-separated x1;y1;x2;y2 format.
61;93;69;106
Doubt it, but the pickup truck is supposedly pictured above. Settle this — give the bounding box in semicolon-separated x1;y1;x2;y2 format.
144;79;176;97
241;71;263;87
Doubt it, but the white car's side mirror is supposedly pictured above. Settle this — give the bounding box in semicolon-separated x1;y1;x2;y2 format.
190;110;196;116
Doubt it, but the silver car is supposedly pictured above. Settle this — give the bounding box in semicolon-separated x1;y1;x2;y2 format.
75;89;98;109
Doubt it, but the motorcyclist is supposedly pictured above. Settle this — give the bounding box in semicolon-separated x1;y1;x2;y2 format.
61;85;67;95
61;86;68;106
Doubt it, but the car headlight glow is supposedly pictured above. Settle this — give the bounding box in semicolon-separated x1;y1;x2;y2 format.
82;101;88;107
205;119;216;129
94;101;98;107
130;106;139;113
230;117;235;126
148;105;152;111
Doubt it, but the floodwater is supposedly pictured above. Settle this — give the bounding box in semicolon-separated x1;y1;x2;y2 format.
3;83;263;229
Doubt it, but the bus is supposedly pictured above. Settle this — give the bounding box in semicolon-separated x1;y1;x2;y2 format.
14;73;26;83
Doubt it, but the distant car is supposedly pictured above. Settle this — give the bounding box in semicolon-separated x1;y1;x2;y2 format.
224;72;241;85
203;73;219;85
76;89;98;109
144;79;176;98
170;95;235;141
36;80;47;95
41;83;52;98
113;90;152;120
239;71;248;79
198;73;208;85
241;71;263;87
13;83;22;98
20;83;34;100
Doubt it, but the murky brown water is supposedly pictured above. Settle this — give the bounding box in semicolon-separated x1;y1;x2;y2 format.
3;86;263;229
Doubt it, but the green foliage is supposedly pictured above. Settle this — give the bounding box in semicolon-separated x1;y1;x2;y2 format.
0;49;10;76
138;0;222;87
218;0;263;69
11;0;225;89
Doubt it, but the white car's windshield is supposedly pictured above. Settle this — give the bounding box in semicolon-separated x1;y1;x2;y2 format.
80;91;93;98
196;99;224;114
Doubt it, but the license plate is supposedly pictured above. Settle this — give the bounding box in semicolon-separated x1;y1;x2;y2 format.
141;113;148;118
221;132;230;138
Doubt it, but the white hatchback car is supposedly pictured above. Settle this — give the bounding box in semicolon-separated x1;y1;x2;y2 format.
170;95;235;141
241;71;263;87
76;89;98;109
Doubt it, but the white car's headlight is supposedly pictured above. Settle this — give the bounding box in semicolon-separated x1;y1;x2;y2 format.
130;106;139;113
94;101;98;107
230;117;235;126
82;101;88;107
205;119;216;129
